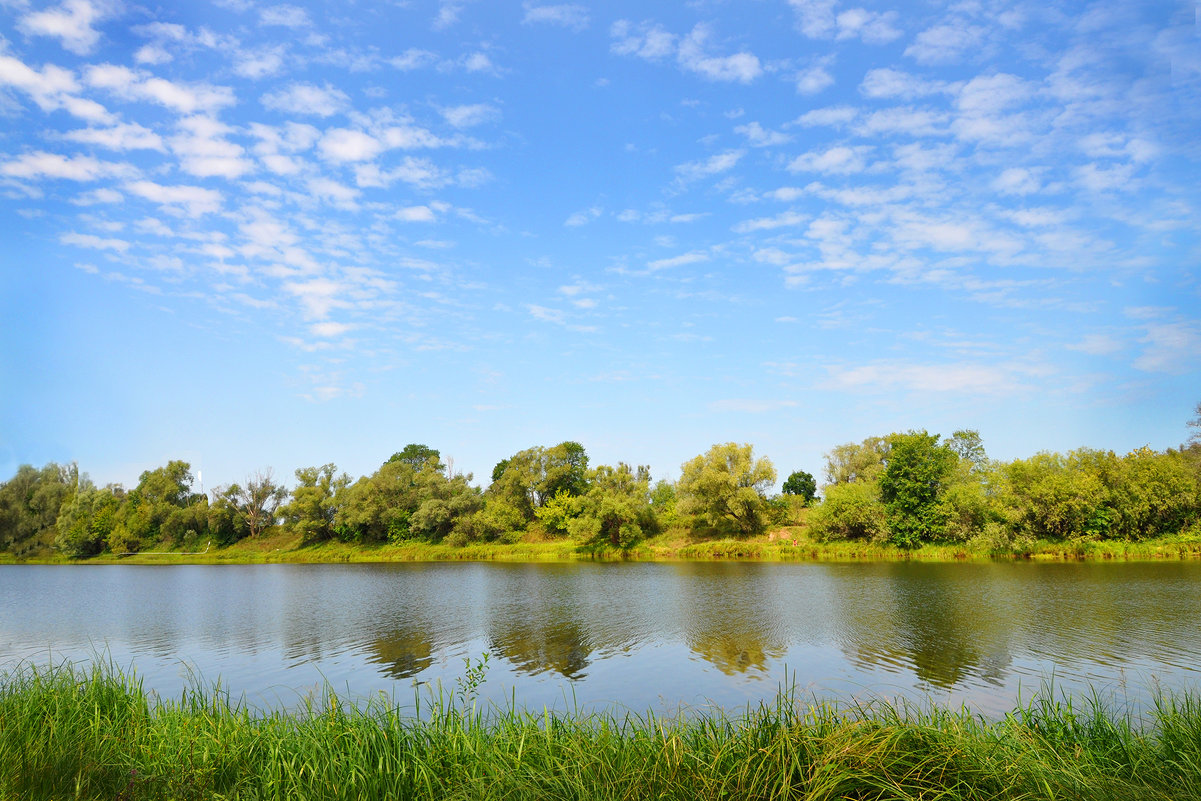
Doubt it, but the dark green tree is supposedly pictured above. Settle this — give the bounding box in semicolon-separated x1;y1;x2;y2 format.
388;444;443;471
781;470;817;504
879;431;957;548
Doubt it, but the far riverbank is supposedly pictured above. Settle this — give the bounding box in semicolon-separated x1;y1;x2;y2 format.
5;526;1201;565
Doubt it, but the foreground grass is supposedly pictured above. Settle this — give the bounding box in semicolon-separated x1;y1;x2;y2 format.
3;662;1201;800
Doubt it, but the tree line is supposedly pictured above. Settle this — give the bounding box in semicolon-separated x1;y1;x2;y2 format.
2;408;1200;558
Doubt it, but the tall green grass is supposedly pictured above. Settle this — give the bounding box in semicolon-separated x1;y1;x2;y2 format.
4;661;1201;800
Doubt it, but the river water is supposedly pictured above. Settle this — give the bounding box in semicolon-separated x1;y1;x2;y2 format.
2;561;1199;717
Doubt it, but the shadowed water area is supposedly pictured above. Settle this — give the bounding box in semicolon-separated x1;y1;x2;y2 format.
3;561;1199;716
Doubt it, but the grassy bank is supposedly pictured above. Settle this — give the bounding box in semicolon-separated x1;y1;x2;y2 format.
3;661;1201;800
12;524;1201;565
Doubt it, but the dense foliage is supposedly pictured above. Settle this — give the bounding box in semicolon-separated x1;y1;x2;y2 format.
3;405;1201;557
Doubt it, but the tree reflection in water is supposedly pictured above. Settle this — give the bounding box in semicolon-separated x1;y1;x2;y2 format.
365;623;436;680
674;562;786;676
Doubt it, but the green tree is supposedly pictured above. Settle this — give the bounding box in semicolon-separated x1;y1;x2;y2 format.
995;452;1103;541
567;463;654;548
109;460;195;553
781;470;817;504
807;480;888;542
947;429;988;473
823;436;889;486
0;463;76;555
488;441;590;523
207;485;248;545
879;431;957;548
54;480;122;557
408;467;485;542
649;479;681;529
286;464;351;544
237;470;288;538
388;444;443;471
677;443;776;537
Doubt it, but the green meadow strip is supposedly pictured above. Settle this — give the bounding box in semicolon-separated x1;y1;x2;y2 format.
4;661;1201;800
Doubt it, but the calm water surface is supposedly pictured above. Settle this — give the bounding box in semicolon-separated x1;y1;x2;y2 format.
2;561;1200;716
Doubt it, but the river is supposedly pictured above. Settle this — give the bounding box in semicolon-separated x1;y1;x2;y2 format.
3;560;1199;717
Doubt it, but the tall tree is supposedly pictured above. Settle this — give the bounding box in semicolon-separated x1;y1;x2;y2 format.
488;441;591;522
568;463;653;548
879;431;957;548
823;437;889;486
237;470;288;538
286;464;351;544
677;443;776;536
781;470;817;504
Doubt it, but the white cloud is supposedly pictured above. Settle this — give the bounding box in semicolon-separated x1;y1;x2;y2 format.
261;83;349;117
860;68;950;99
789;0;900;43
795;106;858;127
675;149;744;182
677;24;762;83
610;19;676;60
565;206;602;226
438;103;499;128
311;321;353;337
433;1;462;30
462;52;496;73
733;210;807;233
390;49;438;70
61;122;164;151
523;3;589;31
905;24;985;65
735;122;792;147
1074;162;1136;193
396;205;437;222
993;167;1041;195
0;55;111;122
796;65;834;94
60;231;130;252
318;128;384;162
72;187;123;205
125;180;223;216
235;47;287;79
170;116;253;179
1067;334;1122;356
85;64;235;114
18;0;106;55
527;304;566;324
1134;322;1201;374
648;250;708;271
0;150;133;181
134;44;172;66
259;4;311;28
354;157;449;189
286;277;347;319
853;107;949;138
788;145;871;174
306;177;360;207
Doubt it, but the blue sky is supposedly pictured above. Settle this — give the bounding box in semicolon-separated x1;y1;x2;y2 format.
1;0;1199;491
